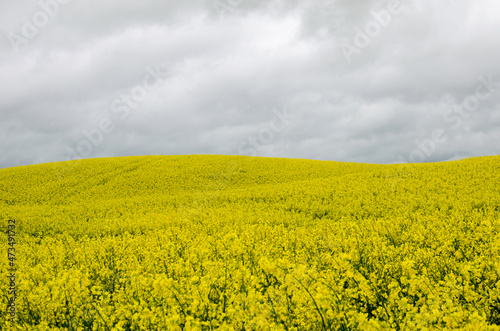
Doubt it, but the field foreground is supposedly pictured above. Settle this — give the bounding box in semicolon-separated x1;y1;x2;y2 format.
1;155;500;330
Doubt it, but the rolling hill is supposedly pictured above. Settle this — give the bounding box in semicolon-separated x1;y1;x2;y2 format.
1;155;499;330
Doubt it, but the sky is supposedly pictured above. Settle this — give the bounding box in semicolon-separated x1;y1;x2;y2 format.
1;0;499;169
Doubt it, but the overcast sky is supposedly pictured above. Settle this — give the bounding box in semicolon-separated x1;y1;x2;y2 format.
1;0;499;169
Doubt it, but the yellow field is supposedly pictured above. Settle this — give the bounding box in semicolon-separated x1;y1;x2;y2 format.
1;155;499;330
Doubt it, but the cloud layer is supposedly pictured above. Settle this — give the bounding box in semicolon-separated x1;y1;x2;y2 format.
1;0;499;168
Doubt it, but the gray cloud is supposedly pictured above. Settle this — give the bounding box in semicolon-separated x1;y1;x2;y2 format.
1;0;499;169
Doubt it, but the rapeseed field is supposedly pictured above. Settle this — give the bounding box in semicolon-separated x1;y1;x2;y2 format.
1;155;499;330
